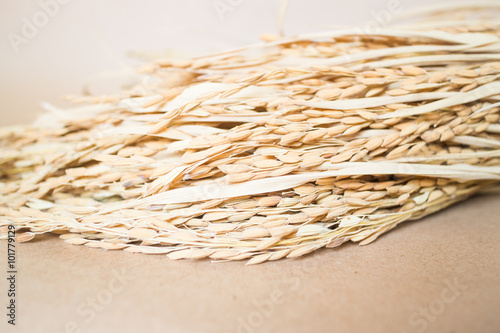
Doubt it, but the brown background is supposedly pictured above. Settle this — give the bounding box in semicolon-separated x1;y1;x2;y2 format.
0;195;499;333
1;0;499;332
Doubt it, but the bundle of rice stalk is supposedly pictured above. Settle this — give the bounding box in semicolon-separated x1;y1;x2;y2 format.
1;4;500;264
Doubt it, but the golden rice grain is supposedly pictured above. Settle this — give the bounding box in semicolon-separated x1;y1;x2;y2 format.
1;6;499;265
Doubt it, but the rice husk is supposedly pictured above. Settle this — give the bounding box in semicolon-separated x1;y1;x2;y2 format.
1;4;500;264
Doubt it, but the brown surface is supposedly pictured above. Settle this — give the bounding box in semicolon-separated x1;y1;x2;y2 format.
1;194;499;333
1;1;497;332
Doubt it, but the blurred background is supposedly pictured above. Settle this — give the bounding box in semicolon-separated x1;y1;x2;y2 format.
1;0;453;125
1;2;499;333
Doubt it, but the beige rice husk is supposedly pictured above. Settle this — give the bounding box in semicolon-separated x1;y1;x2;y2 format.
1;4;500;264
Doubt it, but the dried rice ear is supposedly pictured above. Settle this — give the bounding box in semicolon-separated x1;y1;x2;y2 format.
1;4;500;264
